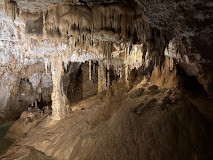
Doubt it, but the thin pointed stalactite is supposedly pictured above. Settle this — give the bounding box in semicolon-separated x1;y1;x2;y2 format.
89;60;92;81
43;12;47;38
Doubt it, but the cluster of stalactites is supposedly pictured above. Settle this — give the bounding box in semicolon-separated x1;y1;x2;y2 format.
164;40;181;71
111;42;150;74
38;4;138;62
95;42;151;93
3;0;17;21
3;1;142;68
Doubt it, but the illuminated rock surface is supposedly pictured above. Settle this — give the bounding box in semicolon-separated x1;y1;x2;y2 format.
1;80;212;160
0;0;212;159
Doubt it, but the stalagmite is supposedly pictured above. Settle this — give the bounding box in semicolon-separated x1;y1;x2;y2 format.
169;57;174;71
31;102;34;108
35;101;38;109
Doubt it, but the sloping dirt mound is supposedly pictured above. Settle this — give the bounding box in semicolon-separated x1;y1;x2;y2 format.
1;82;211;160
6;108;51;140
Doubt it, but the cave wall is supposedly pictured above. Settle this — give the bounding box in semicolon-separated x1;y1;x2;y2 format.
136;0;213;96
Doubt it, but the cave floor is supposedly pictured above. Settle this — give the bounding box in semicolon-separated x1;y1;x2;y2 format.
1;80;212;160
0;124;14;155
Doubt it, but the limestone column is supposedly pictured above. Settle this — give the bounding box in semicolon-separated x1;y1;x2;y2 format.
51;54;67;120
98;60;106;93
125;65;130;90
102;61;106;91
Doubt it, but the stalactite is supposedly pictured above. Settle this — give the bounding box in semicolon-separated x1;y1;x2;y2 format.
63;52;69;71
43;12;47;38
45;59;48;74
98;60;101;93
4;0;17;21
145;50;149;68
124;46;130;90
107;69;110;89
89;60;92;81
93;62;96;79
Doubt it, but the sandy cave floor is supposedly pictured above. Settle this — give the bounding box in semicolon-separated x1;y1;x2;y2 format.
1;80;213;160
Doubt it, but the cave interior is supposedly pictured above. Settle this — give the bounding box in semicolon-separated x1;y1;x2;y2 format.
0;0;213;159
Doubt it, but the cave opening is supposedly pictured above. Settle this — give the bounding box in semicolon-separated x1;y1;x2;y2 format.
177;64;208;95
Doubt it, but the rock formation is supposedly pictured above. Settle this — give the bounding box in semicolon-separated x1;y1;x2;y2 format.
0;0;212;159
